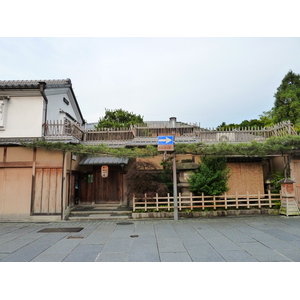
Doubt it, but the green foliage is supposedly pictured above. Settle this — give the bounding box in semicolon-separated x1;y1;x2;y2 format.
21;140;159;158
159;156;174;194
258;110;275;127
217;115;275;130
273;70;300;129
21;135;300;159
270;171;284;193
95;108;145;129
174;136;300;156
188;156;231;196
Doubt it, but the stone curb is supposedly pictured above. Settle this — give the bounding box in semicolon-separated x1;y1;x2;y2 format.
132;208;279;219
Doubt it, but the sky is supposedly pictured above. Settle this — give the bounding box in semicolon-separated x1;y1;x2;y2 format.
1;1;300;130
1;37;299;128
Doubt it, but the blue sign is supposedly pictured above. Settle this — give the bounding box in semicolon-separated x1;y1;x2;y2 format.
157;136;174;145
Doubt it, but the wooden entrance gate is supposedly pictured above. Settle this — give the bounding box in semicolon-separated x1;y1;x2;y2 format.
79;166;123;204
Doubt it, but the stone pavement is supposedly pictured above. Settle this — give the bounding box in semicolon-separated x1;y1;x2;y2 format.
1;215;300;262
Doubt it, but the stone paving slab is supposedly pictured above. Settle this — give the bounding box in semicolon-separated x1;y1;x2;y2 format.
160;251;192;262
188;248;225;262
63;244;104;262
237;241;291;262
128;251;160;262
1;215;300;262
95;252;129;262
217;250;258;262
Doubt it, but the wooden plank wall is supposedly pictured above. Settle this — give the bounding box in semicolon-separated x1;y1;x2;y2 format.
0;147;66;217
0;168;32;216
32;168;62;214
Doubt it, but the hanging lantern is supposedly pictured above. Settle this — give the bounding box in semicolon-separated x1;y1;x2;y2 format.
101;165;109;178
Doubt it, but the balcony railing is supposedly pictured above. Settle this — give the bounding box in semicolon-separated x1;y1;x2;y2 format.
42;120;297;144
43;120;84;141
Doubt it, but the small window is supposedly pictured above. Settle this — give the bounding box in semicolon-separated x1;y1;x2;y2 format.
0;96;9;130
63;97;69;105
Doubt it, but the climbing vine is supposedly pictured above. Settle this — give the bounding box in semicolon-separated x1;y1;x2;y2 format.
20;140;159;158
20;135;300;158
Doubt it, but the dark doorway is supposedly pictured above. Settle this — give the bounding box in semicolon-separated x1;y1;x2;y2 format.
79;166;123;204
94;166;121;203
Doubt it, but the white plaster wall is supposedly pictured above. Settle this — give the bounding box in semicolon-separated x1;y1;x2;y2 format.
0;96;44;137
45;88;82;123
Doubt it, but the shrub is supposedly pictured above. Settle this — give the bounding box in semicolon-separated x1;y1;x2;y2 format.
188;156;230;196
126;160;168;198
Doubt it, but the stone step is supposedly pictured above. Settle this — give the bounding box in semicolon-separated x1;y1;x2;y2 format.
66;205;133;221
67;215;131;221
69;210;132;215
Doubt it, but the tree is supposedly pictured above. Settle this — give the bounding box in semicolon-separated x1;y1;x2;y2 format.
95;108;145;129
126;160;168;198
273;70;300;127
188;156;230;196
217;118;271;130
258;110;274;127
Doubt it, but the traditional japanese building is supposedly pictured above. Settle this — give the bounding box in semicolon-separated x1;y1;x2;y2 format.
0;79;297;220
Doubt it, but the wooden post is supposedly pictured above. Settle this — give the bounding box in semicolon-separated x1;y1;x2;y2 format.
156;193;159;211
190;192;193;210
173;153;178;220
144;193;147;212
167;193;170;211
179;193;182;211
224;193;227;210
30;147;37;215
246;191;250;209
268;190;272;208
133;194;135;212
213;195;216;210
258;191;261;208
202;193;204;210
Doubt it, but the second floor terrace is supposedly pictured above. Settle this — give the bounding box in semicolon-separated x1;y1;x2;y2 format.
41;118;298;147
0;117;297;146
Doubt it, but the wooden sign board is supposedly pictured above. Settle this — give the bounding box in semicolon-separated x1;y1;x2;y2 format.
158;144;174;151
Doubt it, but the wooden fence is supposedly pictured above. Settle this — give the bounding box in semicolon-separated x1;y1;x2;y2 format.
133;191;281;212
197;121;297;142
43;120;297;143
85;127;135;141
44;120;84;140
133;125;198;138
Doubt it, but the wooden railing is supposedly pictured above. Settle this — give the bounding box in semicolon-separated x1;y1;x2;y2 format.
133;125;199;138
43;120;297;143
133;191;281;212
198;121;297;142
44;120;84;140
85;127;135;141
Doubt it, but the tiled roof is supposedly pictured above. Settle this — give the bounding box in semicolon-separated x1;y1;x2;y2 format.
0;79;71;88
79;156;129;165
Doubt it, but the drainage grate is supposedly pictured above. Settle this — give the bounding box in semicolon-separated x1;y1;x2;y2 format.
116;222;134;225
130;235;139;238
38;227;84;233
67;236;84;239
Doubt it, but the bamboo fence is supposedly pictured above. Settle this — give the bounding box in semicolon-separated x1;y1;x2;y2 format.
133;191;281;212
